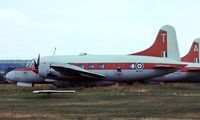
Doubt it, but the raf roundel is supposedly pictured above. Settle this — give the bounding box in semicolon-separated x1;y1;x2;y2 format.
136;63;144;70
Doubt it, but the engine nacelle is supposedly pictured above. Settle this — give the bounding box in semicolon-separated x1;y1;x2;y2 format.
6;69;44;84
38;62;60;79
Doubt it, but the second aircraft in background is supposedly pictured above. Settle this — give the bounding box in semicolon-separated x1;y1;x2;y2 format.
151;38;200;82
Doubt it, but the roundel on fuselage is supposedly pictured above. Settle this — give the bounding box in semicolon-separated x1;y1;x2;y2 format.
136;63;144;70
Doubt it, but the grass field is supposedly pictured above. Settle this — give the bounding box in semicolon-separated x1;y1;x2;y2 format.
0;83;200;120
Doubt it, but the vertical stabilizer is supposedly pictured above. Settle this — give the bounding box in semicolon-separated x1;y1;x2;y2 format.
181;38;200;63
130;25;180;61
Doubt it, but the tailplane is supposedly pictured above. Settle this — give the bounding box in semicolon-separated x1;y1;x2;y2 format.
130;25;180;61
181;38;200;63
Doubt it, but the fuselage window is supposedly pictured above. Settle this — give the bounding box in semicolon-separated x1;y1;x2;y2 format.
98;64;105;69
79;64;84;69
129;64;135;69
88;64;94;69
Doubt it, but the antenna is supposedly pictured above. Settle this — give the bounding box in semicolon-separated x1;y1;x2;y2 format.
53;47;56;56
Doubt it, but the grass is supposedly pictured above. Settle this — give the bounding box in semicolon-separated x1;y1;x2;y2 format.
0;83;200;120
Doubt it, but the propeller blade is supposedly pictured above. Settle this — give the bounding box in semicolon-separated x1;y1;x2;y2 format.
37;54;40;68
32;54;40;73
33;60;38;69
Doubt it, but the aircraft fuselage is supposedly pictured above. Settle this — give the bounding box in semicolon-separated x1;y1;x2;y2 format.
6;55;186;87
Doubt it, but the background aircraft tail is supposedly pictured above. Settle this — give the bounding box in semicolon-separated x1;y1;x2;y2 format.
129;25;180;61
181;38;200;63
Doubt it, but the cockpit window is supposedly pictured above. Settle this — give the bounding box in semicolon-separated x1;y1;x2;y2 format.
26;59;35;68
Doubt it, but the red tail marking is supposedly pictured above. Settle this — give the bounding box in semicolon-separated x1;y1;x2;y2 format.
181;42;199;63
129;30;167;57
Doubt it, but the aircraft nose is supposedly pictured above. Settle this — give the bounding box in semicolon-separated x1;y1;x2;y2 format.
6;71;15;82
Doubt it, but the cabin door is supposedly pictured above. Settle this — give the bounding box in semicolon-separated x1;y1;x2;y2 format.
116;66;122;81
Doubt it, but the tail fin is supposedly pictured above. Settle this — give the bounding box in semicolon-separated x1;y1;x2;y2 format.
181;38;200;63
129;25;180;61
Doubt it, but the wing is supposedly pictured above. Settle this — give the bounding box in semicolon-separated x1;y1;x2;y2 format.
50;63;106;79
186;67;200;72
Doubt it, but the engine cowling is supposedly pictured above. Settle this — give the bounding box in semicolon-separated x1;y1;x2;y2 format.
38;63;60;79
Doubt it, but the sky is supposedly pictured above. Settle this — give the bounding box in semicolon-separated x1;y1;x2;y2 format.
0;0;200;59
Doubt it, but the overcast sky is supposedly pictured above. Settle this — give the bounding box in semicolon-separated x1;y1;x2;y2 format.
0;0;200;59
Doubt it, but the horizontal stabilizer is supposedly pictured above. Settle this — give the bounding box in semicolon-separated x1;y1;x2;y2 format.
32;90;75;94
154;64;186;69
186;67;200;72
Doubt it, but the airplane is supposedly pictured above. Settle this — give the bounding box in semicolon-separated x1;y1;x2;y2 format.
150;38;200;82
6;25;187;89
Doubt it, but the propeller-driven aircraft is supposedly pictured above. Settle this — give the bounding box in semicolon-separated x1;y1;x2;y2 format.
6;25;186;89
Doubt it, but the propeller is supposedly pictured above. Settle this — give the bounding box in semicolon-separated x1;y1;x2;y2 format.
36;54;40;69
31;54;40;87
32;54;40;73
